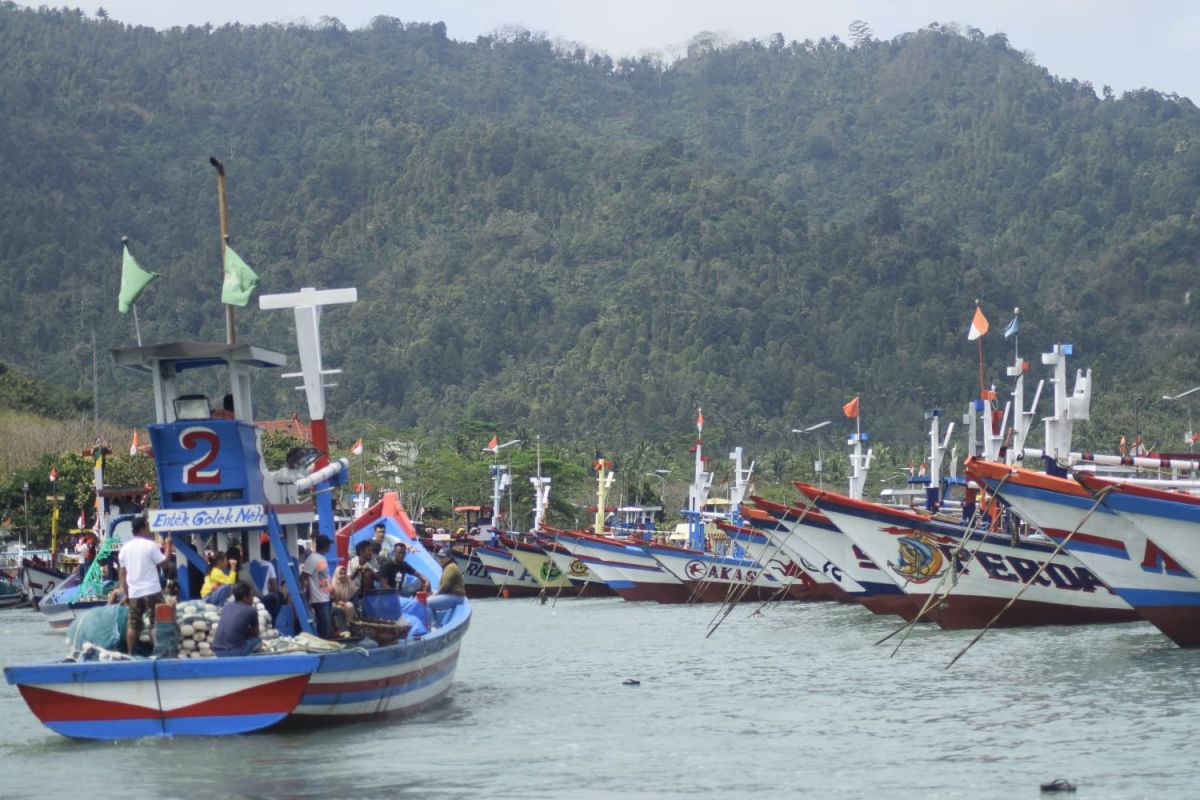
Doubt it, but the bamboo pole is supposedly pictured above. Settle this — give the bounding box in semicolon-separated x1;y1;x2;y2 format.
210;157;235;344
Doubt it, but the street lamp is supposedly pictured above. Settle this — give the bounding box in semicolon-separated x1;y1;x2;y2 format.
647;469;670;513
792;421;832;489
1163;386;1200;453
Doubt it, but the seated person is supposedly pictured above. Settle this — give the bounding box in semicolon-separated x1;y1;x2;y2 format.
380;542;430;594
330;565;357;633
427;547;466;622
211;582;261;657
200;552;237;602
348;539;380;595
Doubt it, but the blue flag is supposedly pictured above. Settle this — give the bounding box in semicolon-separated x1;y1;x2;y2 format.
1003;316;1019;339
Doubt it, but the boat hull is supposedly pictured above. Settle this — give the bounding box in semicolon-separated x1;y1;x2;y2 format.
553;531;688;602
970;460;1200;646
813;489;1140;630
287;606;471;722
4;655;317;739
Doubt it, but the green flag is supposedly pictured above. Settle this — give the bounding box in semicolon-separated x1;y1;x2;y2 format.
117;245;158;314
221;244;259;307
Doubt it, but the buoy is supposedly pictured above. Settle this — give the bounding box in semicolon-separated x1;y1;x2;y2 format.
502;588;510;599
1040;779;1076;793
623;678;640;686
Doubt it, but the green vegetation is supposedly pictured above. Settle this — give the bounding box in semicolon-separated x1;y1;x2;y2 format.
1;8;1198;536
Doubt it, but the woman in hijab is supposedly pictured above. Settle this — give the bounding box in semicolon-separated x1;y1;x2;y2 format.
331;565;356;633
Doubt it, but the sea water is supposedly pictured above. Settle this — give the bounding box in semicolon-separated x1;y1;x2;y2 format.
1;598;1198;799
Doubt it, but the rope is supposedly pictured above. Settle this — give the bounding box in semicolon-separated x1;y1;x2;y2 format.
875;473;1012;655
944;484;1114;669
705;496;817;638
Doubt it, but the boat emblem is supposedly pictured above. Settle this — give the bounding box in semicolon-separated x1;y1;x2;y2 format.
568;559;589;577
685;560;708;579
887;531;947;583
539;562;563;582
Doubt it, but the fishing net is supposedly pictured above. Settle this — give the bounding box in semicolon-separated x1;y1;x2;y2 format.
65;604;129;653
78;535;120;601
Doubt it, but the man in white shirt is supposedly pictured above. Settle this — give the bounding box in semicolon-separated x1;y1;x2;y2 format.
118;516;166;655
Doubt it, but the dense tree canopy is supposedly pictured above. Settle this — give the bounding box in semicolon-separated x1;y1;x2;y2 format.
1;5;1197;484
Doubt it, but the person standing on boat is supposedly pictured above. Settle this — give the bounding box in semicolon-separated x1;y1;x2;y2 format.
300;534;334;638
349;537;381;592
370;522;389;557
117;516;165;655
211;582;261;657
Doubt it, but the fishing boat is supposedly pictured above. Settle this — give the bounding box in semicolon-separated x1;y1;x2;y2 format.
1074;473;1200;584
5;284;470;739
803;482;1141;629
17;558;69;604
968;458;1200;647
731;510;860;603
749;496;920;618
533;532;614;597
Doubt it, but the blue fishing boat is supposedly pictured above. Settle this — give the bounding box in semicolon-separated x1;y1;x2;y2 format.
4;286;470;739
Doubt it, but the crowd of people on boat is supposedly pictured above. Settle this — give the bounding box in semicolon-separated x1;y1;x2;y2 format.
83;514;466;658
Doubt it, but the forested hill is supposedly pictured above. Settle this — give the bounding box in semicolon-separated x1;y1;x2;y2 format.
1;4;1198;454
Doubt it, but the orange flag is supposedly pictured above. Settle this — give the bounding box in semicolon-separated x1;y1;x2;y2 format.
842;396;860;419
697;408;704;432
351;438;364;456
967;306;990;341
129;430;139;457
485;435;499;454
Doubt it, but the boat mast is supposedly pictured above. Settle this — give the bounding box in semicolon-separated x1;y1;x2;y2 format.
686;409;713;550
259;286;358;539
1005;309;1043;464
1040;343;1091;469
846;412;873;501
530;437;551;532
925;408;954;510
593;457;614;535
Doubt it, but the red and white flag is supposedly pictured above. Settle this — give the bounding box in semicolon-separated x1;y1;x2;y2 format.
696;408;704;433
76;509;86;529
484;435;499;454
351;438;364;456
49;467;57;482
129;430;139;456
967;305;990;341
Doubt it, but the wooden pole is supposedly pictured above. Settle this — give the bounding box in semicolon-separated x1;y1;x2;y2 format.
210;157;235;344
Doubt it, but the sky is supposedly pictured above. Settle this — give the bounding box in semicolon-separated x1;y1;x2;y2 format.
62;1;1200;102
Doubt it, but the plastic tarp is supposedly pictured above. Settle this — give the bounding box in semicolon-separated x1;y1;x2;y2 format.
65;604;130;652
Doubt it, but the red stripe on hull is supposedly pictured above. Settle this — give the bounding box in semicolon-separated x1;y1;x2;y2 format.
611;583;691;603
305;652;460;695
275;687;453;729
490;585;543;599
911;594;1142;629
568;581;615;598
819;583;860;604
1136;607;1200;648
856;594;921;618
20;674;310;723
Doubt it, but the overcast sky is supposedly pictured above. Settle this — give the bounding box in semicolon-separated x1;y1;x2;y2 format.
57;1;1200;102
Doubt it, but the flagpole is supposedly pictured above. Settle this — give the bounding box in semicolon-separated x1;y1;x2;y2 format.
210;156;235;345
131;304;143;347
974;300;985;399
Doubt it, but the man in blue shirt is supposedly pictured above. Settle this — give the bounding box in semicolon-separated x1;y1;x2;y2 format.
212;583;261;657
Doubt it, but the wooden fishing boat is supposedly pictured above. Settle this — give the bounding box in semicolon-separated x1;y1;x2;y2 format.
803;482;1140;629
643;539;801;602
733;511;861;603
5;285;470;739
535;532;615;597
750;495;920;618
473;540;543;598
715;518;832;602
552;528;689;602
969;458;1200;647
1075;473;1200;586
